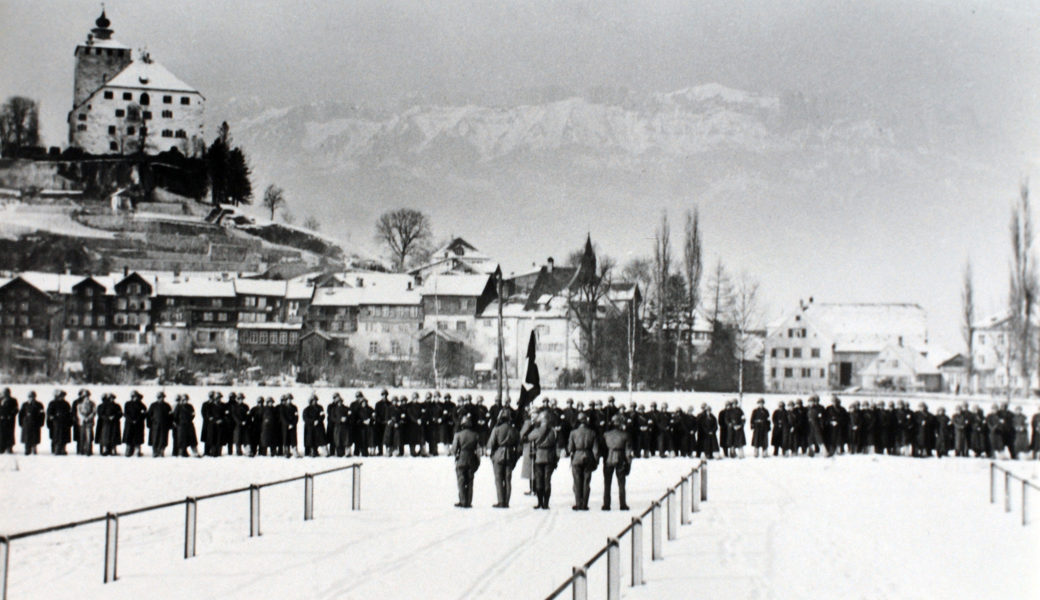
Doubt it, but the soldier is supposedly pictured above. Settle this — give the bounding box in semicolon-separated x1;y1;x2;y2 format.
473;396;489;453
147;391;173;457
96;393;123;456
173;395;201;457
1012;406;1029;460
568;413;598;511
439;392;456;450
17;391;45;455
698;404;720;459
302;395;327;457
848;402;863;454
374;389;391;455
771;401;788;457
807;396;826;456
280;395;300;458
353;393;374;456
824;397;845;457
248;396;266;456
1031;406;1040;460
488;407;520;508
259;398;280;456
726;400;746;458
985;403;1004;459
881;401;897;455
912;403;934;458
750;398;770;457
529;410;558;509
383;396;402;457
224;393;239;456
328;393;351;457
602;415;632;510
75;390;97;455
423;393;440;456
717;401;731;456
935;407;951;458
201;391;224;457
0;388;19;454
450;415;481;508
554;398;570;459
46;390;73;455
655;402;672;456
230;394;251;456
406;393;426;456
970;405;988;457
122;390;147;457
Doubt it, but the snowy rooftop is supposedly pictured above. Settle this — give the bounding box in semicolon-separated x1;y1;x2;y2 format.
155;279;236;298
234;279;288;297
804;302;928;348
421;274;492;297
105;60;200;94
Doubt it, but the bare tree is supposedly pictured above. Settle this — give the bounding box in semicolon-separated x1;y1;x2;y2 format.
262;185;286;221
961;258;975;393
0;96;40;156
568;236;611;388
303;215;321;232
375;208;433;272
680;207;703;379
730;271;763;401
706;258;733;326
653;211;672;384
1009;181;1036;397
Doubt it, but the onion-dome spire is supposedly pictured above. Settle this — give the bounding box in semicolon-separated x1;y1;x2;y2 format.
91;6;114;40
95;8;110;29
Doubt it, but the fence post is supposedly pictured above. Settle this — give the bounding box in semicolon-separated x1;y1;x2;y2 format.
651;501;663;560
607;537;620;600
667;488;678;541
184;498;197;559
103;513;118;583
1023;481;1029;527
250;485;261;537
700;462;708;502
304;474;314;521
572;566;587;600
1;536;9;600
692;468;700;513
352;465;361;511
990;463;995;504
1005;472;1012;513
631;518;643;587
681;477;691;525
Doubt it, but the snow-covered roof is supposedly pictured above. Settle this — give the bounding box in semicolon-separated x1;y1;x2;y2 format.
236;322;302;330
286;281;314;300
234;279;287;297
802;303;928;351
14;273;90;295
973;314;1010;330
421;274;492;297
82;38;129;50
104;60;200;94
311;287;363;307
359;284;421;306
156;279;236;298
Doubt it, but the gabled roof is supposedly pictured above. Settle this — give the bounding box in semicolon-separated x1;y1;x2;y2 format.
780;302;928;352
103;60;201;94
521;265;578;310
14;273;89;295
72;275;116;295
422;274;494;297
286;281;314;301
234;279;287;297
156;279;236;298
310;287;363;307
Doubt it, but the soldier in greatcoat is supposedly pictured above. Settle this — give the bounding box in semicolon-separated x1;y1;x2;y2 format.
488;407;520;508
328;393;352;457
172;395;200;457
602;415;632;511
771;401;788;457
353;394;374;456
146;391;172;457
374;389;391;456
699;404;720;459
46;390;73;455
567;413;598;511
248;397;266;456
122;390;147;457
17;391;45;455
1031;406;1040;460
528;411;558;509
302;395;327;457
952;403;970;457
230;394;252;456
423;393;440;456
750;398;771;457
75;391;97;455
280;395;300;458
450;415;481;508
0;388;19;453
807;396;826;456
200;391;225;457
725;400;746;458
96;393;123;456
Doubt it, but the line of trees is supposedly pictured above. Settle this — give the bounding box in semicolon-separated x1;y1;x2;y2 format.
0;96;41;157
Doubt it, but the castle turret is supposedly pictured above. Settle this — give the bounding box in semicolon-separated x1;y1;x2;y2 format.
72;10;132;108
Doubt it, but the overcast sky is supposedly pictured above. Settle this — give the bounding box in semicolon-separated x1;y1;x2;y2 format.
2;0;1039;350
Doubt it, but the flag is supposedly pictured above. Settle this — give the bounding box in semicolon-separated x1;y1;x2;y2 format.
516;331;540;415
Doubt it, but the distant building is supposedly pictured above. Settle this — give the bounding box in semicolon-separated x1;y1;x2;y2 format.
764;300;928;393
410;238;498;281
68;11;205;156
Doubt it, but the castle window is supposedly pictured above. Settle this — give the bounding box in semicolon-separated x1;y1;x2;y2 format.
108;126;116;134
127;126;135;135
162;110;173;118
180;97;190;105
106;49;113;56
163;95;172;104
140;93;150;106
140;126;147;135
104;91;114;99
162;130;173;138
77;124;87;132
175;130;187;138
115;109;125;117
77;113;86;122
123;92;132;100
142;111;152;120
110;142;118;151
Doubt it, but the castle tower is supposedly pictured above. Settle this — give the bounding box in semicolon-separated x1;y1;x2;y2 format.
72;9;132;108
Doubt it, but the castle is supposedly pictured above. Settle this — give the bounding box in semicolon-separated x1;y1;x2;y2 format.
67;10;205;157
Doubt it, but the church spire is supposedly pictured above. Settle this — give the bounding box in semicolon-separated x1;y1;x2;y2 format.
91;6;113;41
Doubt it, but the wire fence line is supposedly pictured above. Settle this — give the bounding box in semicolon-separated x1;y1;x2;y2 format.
989;462;1037;527
0;462;362;600
545;460;708;600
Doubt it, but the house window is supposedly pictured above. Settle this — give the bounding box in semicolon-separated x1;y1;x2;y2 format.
289;332;298;345
258;331;268;344
811;348;821;358
77;124;87;131
122;92;132;100
78;113;87;121
783;348;790;358
162;130;173;138
820;369;826;378
104;91;114;99
203;312;214;321
108;125;116;134
162;110;173;119
244;297;257;308
97;316;106;327
209;332;219;342
110;142;118;150
115;109;125;117
257;297;267;308
217;312;227;322
180;97;191;105
437;321;447;331
117;299;127;310
140;93;150;105
369;341;379;355
68;315;79;326
212;299;223;307
802;368;811;377
127;126;135;135
792;348;802;358
770;348;777;358
391;341;402;355
175;130;187;139
456;321;467;331
83;315;93;327
770;368;776;378
784;368;793;378
142;111;152;120
279;332;288;345
163;95;172;104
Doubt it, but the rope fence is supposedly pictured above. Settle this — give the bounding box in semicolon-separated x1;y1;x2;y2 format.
989;462;1037;527
0;462;362;600
545;460;709;600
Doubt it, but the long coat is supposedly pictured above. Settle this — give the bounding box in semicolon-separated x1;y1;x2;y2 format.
18;399;45;446
173;403;198;448
0;396;18;449
280;403;299;446
260;405;281;449
46;398;73;446
327;403;351;448
771;408;787;447
96;400;123;447
699;412;720;454
531;423;557;465
147;400;173;448
727;407;747;447
750;407;771;448
519;417;536;479
122;398;147;446
200;400;224;447
231;402;252;446
302;404;327;448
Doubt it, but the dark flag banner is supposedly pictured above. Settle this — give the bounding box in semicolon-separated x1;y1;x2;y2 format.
516;331;541;415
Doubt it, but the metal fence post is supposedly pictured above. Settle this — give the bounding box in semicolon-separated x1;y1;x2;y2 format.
681;477;691;525
700;463;708;502
1;536;9;600
304;474;314;521
352;465;361;511
572;566;587;600
1005;472;1012;513
103;513;118;583
184;498;197;559
607;538;620;600
250;485;261;537
630;518;643;587
990;463;995;504
667;489;677;541
651;501;663;560
692;468;700;513
1023;481;1029;526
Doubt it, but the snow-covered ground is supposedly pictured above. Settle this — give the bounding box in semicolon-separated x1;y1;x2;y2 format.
1;452;1037;600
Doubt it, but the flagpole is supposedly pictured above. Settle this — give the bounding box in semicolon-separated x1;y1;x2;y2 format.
497;269;504;401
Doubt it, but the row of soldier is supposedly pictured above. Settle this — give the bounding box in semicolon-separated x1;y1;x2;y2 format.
2;387;1038;461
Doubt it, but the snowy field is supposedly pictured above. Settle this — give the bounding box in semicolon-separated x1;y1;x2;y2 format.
1;452;1037;600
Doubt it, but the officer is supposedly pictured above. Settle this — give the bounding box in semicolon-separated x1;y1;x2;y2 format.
529;411;557;509
488;407;520;508
328;393;351;457
602;415;632;510
280;395;300;458
96;393;123;456
147;391;173;457
201;391;224;457
75;390;97;455
46;390;73;455
750;398;770;458
450;415;481;508
122;390;147;457
354;393;374;456
567;412;598;511
230;394;252;456
302;394;327;457
17;391;45;455
423;392;440;456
